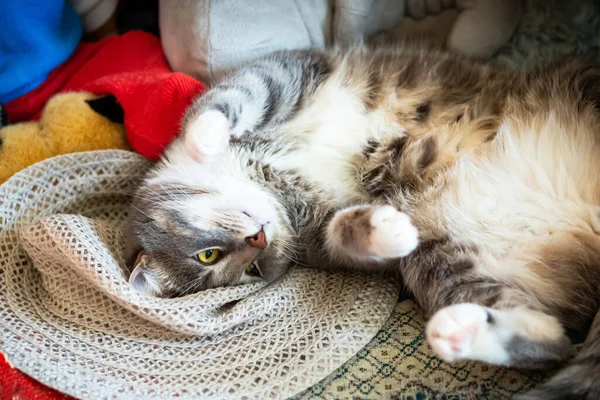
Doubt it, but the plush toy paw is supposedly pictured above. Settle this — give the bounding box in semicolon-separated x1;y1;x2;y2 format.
0;92;129;185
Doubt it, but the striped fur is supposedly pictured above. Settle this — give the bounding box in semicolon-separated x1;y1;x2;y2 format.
126;45;600;398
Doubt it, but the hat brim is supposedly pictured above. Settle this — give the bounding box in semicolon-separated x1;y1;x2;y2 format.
0;150;399;399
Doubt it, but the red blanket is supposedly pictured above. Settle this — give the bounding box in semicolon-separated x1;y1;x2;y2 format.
5;31;205;160
0;354;73;400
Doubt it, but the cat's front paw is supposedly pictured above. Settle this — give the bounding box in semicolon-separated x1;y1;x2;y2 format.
426;303;489;362
329;205;419;260
184;110;230;163
368;205;419;258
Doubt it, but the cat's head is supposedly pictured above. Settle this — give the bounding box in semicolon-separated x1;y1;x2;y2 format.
125;139;294;298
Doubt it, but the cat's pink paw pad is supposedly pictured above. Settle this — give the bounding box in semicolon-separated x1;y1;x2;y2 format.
184;110;230;163
367;206;419;258
426;303;488;362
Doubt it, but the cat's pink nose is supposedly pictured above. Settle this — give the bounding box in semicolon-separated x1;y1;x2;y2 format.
248;229;267;249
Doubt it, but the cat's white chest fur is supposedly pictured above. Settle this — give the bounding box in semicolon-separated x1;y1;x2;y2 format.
271;79;397;201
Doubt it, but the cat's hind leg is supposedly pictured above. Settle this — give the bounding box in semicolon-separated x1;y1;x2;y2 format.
517;305;600;399
426;303;572;369
400;238;575;369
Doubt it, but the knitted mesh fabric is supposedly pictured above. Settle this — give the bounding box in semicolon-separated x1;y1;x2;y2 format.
0;150;399;399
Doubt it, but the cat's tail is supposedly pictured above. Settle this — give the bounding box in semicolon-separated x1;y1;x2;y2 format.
516;306;600;400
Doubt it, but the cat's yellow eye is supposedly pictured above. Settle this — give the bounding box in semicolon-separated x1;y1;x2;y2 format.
245;262;262;277
197;249;220;264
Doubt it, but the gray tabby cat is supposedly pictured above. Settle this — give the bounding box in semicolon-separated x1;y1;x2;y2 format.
125;45;600;399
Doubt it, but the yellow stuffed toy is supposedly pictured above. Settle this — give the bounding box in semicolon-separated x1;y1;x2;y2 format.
0;92;130;184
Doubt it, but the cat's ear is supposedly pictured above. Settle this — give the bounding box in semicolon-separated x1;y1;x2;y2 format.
129;251;162;297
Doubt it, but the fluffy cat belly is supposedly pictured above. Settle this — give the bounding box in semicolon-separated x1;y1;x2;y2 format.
272;83;397;201
437;116;600;272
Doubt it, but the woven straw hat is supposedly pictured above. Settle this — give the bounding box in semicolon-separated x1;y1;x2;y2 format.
0;150;399;399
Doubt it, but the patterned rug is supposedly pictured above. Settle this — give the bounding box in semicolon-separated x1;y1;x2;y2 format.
292;300;571;400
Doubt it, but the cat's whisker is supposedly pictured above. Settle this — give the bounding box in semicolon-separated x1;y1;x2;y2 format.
278;250;308;267
129;203;153;220
280;242;303;256
107;190;159;204
278;248;302;262
273;237;302;253
262;262;303;289
271;243;310;267
179;273;210;296
159;184;181;204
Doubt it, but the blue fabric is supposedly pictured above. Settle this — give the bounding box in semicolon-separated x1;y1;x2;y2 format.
0;1;82;103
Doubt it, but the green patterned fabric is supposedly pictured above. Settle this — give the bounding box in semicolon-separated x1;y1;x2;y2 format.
292;301;569;400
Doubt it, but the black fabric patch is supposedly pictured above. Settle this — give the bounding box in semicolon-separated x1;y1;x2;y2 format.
85;95;125;124
116;0;160;37
0;101;8;128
